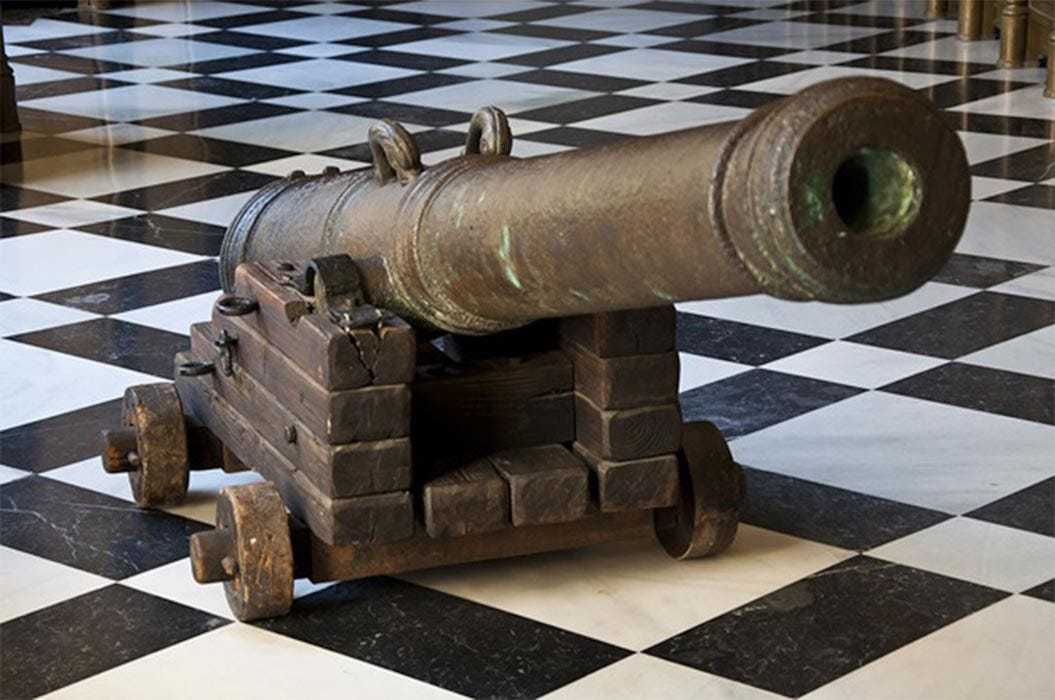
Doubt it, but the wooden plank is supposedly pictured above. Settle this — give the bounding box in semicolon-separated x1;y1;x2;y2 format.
574;393;682;461
208;311;411;444
559;306;675;358
233;263;416;389
573;442;679;512
567;347;679;410
188;323;411;497
423;458;510;538
489;445;589;526
412;351;575;470
175;353;413;546
310;509;654;583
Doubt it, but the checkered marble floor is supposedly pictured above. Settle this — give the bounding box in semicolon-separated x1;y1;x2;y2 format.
1;0;1053;697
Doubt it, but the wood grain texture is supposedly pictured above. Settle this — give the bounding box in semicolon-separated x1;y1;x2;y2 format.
559;306;675;358
489;445;590;526
567;347;679;410
423;458;510;538
573;442;679;512
189;323;411;497
574;393;682;461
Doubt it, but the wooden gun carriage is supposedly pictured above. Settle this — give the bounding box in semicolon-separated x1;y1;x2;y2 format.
102;77;970;621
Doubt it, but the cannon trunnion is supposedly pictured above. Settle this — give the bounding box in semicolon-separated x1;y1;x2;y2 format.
101;77;970;621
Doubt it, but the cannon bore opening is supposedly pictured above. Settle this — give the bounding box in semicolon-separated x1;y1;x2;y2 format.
831;147;921;239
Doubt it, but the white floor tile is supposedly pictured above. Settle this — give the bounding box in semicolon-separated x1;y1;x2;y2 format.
951;85;1055;120
678;352;751;393
989;266;1055;302
214;57;418;91
95;67;199;84
3;19;114;44
974;66;1048;83
0;229;204;296
739;65;955;94
62;38;258;69
970;175;1031;199
883;36;1002;64
105;1;263;22
960;325;1055;380
438;61;532;79
617;82;721;100
402;526;851;651
4;200;141;228
0;299;99;337
5;44;44;57
44;623;463;700
591;34;674;48
274;42;365;58
127;22;219;38
296;2;369;15
242;153;368;177
1;147;229;198
762;341;946;389
553;49;753;82
394;78;596;114
536;8;705;32
543;653;783;700
871;517;1055;592
675;282;974;339
956;202;1055;265
155;191;255;227
192;109;423;152
262;92;366;110
7;63;82;86
575;101;750;135
111;290;220;336
703;21;886;50
731;391;1055;514
957;130;1048;165
831;0;930;18
803;596;1055;700
0;547;111;624
777;49;866;65
0;465;31;485
435;19;516;32
0;340;158;431
390;32;572;61
60;123;177;146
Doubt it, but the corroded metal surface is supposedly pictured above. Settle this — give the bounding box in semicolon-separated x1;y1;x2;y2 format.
220;77;969;335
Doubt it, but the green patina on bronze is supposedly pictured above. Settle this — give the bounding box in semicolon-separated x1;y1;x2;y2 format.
498;225;523;290
831;147;921;239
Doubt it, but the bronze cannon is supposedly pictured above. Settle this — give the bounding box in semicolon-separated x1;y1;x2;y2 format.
101;77;969;621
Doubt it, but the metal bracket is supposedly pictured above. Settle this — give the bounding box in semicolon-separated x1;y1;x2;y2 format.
213;329;237;376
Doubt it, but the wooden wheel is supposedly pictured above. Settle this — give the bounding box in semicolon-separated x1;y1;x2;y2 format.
104;383;190;507
654;421;746;559
190;482;294;622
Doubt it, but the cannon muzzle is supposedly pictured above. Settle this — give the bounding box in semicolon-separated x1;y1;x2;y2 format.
220;77;968;335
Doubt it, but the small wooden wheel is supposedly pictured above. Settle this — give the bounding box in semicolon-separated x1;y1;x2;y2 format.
194;481;293;622
110;383;190;507
655;421;746;559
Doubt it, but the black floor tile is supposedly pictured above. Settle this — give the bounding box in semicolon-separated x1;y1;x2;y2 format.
646;555;1008;697
944;111;1055;139
515;94;660;124
971;143;1055;181
9;51;135;75
881;362;1054;424
847;292;1054;359
195;8;307;28
1022;579;1055;602
0;133;98;164
170;51;303;76
0;217;51;237
342;6;455;25
649;16;761;38
517;126;629;148
740;467;952;550
256;577;630;699
335;48;469;71
15;76;132;101
96;169;277;210
329;100;472;127
0;398;123;473
965;477;1055;537
842;54;996;75
823;29;948;53
18;29;148;52
504;68;645;93
931;252;1045;288
9;106;106;134
335;72;467;99
0;476;210;578
157;75;306;100
800;10;922;29
677;312;828;365
409;129;465;154
120;133;296;167
678;60;809;88
661;39;790;58
984;184;1055;210
133;101;299;131
193;29;308;50
500;43;626;68
340;26;460;49
0;291;14;302
679;369;863;438
0;184;67;211
77;213;228;256
10;317;189;378
918;78;1035;110
35;259;220;315
493;23;615;43
54;7;164;30
490;3;595;22
0;585;228;698
689;88;783;108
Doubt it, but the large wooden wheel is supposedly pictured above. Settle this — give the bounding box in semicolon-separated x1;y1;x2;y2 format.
654;421;746;559
103;383;190;507
190;481;294;621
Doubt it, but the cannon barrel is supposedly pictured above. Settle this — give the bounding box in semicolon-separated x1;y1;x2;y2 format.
220;77;969;335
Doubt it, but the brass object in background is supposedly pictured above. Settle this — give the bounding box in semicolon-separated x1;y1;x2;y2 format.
959;0;986;39
999;0;1030;66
